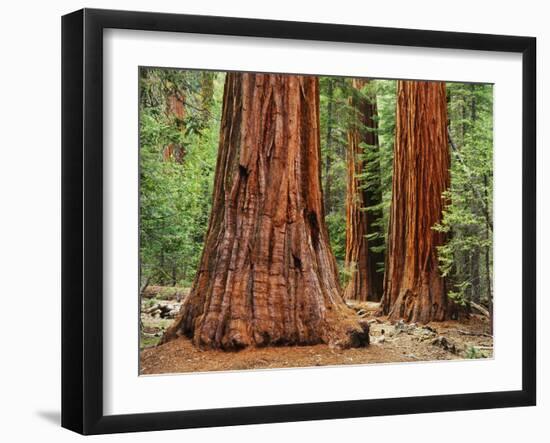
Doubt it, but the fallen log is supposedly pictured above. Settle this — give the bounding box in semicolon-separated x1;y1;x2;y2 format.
470;301;490;318
432;336;460;354
142;302;180;318
346;301;380;314
143;304;160;314
457;329;492;338
141;285;189;301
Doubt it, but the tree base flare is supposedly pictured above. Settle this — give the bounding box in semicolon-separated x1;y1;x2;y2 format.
162;308;370;351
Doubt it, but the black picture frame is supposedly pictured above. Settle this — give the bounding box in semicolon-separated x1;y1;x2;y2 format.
61;8;536;435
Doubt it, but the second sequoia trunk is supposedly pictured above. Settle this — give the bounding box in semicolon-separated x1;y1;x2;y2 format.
344;79;384;302
163;73;369;350
380;80;450;323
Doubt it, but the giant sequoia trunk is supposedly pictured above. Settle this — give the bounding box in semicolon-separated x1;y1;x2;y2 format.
344;79;385;302
162;73;369;350
379;80;450;323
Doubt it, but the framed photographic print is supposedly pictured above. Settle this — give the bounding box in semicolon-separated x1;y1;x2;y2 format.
61;8;536;435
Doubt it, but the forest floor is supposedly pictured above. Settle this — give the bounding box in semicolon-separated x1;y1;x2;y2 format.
140;292;493;375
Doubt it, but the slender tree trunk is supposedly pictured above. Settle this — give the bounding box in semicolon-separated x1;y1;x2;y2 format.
163;73;369;350
171;265;177;287
200;72;215;114
159;247;165;286
344;79;384;302
469;86;480;305
324;80;334;213
484;174;493;333
470;249;480;304
379;80;450;323
163;90;186;163
167;91;185;122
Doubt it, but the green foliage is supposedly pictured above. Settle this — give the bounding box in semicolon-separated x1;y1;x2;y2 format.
140;334;160;350
339;262;356;288
319;77;353;283
139;68;223;287
325;211;347;259
465;345;488;359
371;80;397;229
145;298;157;308
434;83;494;308
318;78;395;280
360;80;397;274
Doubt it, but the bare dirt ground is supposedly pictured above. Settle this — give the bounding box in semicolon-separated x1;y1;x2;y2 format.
140;296;493;375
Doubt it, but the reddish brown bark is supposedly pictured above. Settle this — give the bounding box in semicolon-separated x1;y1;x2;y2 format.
167;92;185;121
163;73;369;350
163;91;186;163
379;80;450;323
344;79;385;302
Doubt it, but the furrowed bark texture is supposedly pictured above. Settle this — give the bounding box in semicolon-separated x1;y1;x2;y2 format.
344;79;385;302
163;73;369;350
380;80;450;323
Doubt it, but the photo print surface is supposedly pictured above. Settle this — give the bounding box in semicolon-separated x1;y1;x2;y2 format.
138;68;493;375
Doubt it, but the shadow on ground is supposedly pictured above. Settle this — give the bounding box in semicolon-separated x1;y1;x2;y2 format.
36;410;60;426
